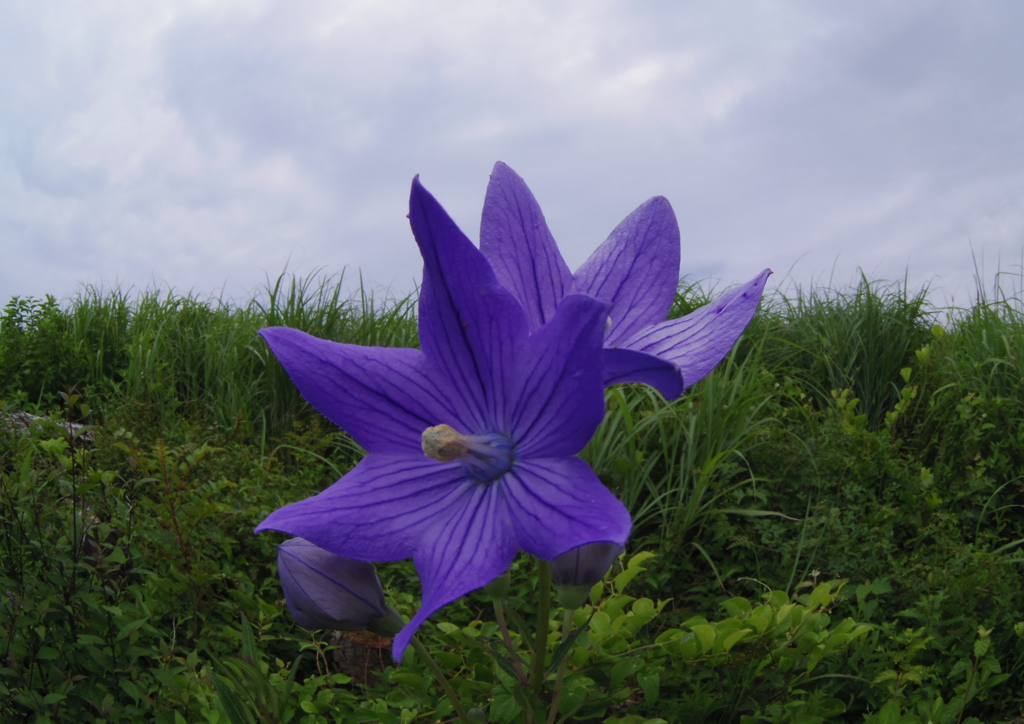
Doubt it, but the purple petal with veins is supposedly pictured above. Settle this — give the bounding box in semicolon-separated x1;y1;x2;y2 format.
622;269;772;389
480;162;767;397
572;195;680;346
481;162;573;329
503;458;630;561
601;348;684;399
258;329;457;455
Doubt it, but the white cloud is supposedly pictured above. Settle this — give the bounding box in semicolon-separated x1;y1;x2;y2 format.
0;0;1022;312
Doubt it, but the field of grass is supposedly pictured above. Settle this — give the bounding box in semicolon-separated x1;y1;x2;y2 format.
2;271;1024;722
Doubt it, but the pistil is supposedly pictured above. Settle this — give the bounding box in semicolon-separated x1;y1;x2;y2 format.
422;424;514;482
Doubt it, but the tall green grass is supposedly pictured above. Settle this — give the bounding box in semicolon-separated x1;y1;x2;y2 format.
940;293;1024;400
757;273;933;428
582;342;777;537
894;277;1024;548
248;272;417;440
3;271;417;443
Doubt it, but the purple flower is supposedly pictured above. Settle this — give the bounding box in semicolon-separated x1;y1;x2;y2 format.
277;538;397;633
480;162;771;398
256;177;631;660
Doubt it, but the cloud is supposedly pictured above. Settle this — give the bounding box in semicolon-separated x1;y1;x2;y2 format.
1;0;1022;310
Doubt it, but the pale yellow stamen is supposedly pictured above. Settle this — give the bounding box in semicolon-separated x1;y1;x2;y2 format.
421;424;469;462
421;424;516;482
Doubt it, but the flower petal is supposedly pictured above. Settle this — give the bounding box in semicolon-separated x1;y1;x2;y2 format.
255;454;475;562
510;294;610;458
393;482;518;660
601;348;685;399
572;196;680;346
622;269;771;389
259;327;457;455
503;457;632;560
480;162;573;330
410;176;530;430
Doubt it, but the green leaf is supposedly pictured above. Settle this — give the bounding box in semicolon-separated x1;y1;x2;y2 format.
722;597;752;616
637;672;660;706
610;658;644;688
489;692;521;724
691;624;715;653
239;613;259;664
549;610;595;673
300;699;324;714
655;628;683;644
674;633;702;660
210;672;253;724
746;613;772;633
116;617;150;642
632;597;655;617
459;633;527;681
120;679;142;703
807;583;833;609
719;628;750;652
625;551;656;570
591;611;612;639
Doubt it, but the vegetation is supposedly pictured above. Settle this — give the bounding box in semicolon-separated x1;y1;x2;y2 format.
3;270;1024;722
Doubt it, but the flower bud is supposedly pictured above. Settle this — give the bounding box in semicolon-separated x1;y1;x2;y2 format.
277;538;388;631
552;542;624;587
552;542;623;609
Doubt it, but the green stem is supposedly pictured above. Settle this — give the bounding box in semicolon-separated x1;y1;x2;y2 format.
545;609;575;724
493;598;528;684
409;635;472;724
530;560;552;699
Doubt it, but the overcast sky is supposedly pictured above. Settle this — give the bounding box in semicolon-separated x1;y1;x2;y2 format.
2;1;1022;310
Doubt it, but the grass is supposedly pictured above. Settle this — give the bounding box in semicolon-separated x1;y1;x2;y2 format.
756;273;934;429
8;271;417;444
582;340;778;542
4;267;1024;721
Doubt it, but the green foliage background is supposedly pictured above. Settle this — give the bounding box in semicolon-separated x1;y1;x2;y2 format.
2;270;1024;722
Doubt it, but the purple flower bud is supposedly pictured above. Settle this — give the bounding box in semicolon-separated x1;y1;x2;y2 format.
552;542;624;588
277;538;388;631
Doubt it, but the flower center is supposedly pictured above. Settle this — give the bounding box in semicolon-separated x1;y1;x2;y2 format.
421;424;514;482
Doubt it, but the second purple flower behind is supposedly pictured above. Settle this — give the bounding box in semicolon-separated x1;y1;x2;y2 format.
481;162;771;398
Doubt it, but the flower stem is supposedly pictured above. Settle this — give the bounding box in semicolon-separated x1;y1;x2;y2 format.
530;560;552;699
409;635;472;724
546;609;575;724
493;597;528;684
